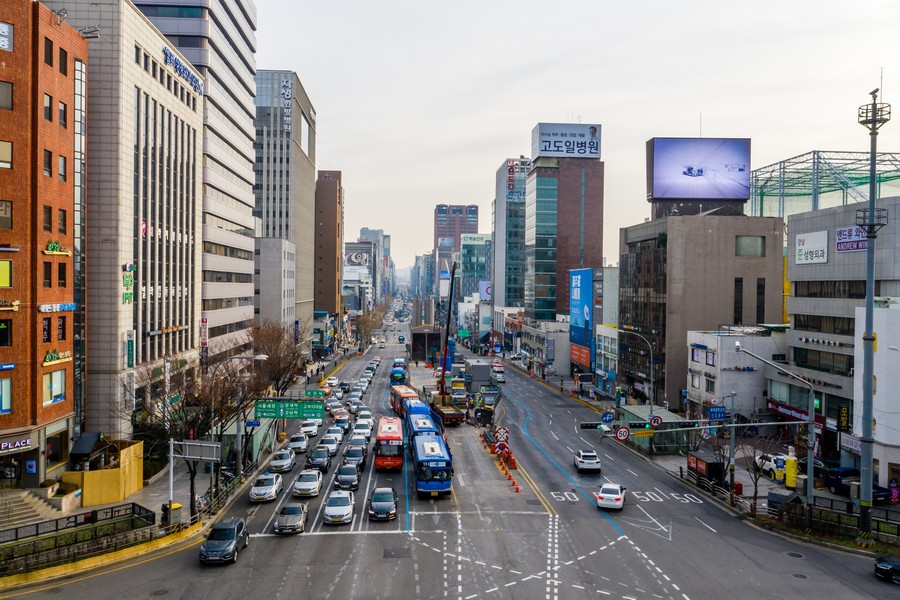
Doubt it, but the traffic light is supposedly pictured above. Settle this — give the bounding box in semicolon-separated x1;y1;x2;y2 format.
641;422;652;429
580;422;605;429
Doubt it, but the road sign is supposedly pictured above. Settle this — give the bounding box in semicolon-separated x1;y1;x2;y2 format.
254;400;325;420
614;426;630;442
493;344;502;353
708;405;727;420
632;429;654;438
649;415;663;428
495;427;510;442
304;389;326;397
601;411;615;424
245;420;261;428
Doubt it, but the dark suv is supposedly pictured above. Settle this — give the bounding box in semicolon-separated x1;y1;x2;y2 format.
199;517;249;564
305;446;333;473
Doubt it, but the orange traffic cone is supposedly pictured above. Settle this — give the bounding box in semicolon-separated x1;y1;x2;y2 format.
507;472;512;480
511;478;517;487
514;482;520;493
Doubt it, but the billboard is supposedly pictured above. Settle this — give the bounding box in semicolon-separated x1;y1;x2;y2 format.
795;230;827;264
569;268;593;349
646;138;751;201
532;123;601;159
438;237;454;249
345;252;369;266
479;281;492;302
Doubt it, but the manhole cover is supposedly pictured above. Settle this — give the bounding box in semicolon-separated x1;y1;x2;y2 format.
785;552;805;559
383;548;411;559
791;574;808;580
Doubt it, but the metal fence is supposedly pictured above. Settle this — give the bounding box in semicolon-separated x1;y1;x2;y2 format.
0;502;155;544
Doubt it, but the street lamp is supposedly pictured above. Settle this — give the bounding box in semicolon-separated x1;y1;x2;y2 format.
224;354;267;477
618;328;654;416
736;340;815;529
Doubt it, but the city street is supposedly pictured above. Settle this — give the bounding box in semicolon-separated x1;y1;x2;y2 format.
4;322;890;600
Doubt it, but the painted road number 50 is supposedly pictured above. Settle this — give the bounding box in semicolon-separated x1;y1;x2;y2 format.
550;491;579;502
631;491;703;503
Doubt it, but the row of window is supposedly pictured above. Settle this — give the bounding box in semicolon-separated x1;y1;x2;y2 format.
134;45;198;112
44;37;68;76
0;260;67;288
0;316;66;345
43;93;68;127
0;140;68;179
0;369;67;414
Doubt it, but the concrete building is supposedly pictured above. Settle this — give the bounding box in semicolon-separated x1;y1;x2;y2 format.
492;157;530;309
434;204;478;253
252;70;316;327
593;266;620;399
359;228;388;304
521;321;570;380
618;212;785;412
458;233;491;300
314;171;343;343
135;0;258;357
0;0;88;487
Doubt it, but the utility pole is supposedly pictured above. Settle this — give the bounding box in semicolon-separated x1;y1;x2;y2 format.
729;391;736;496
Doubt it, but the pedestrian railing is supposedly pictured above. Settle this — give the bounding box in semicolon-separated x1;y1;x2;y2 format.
0;502;154;544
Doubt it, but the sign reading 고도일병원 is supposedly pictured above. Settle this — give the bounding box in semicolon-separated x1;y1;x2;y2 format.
795;230;827;264
835;225;867;253
532;123;601;159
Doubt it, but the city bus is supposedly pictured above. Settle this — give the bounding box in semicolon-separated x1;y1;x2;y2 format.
405;413;441;446
373;416;404;470
411;434;453;498
390;385;419;416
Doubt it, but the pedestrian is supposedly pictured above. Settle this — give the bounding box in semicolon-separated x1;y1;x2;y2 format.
415;360;419;367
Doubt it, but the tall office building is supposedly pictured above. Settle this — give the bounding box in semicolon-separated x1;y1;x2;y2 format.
525;123;604;322
314;171;343;315
135;0;257;357
359;228;388;304
45;0;205;439
492;157;530;308
0;0;88;488
459;234;492;300
253;70;316;326
434;204;478;252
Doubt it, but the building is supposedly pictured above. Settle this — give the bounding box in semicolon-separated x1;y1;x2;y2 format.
492;157;530;309
253;70;316;326
520;321;570;380
593;266;619;399
45;0;204;439
458;233;491;300
618;212;785;412
135;0;258;358
524;124;604;322
433;204;478;253
0;0;88;488
359;228;387;304
314;170;343;321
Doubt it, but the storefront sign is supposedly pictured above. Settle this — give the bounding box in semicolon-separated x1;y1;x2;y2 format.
835;226;867;253
840;432;861;455
0;299;20;312
0;435;33;454
25;460;37;474
42;349;72;366
0;363;14;371
766;399;825;427
795;231;828;264
38;302;76;313
42;240;72;256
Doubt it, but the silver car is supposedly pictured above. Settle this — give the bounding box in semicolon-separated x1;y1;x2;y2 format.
319;435;340;456
269;449;296;473
287;433;308;454
292;469;323;497
273;503;308;534
323;490;355;525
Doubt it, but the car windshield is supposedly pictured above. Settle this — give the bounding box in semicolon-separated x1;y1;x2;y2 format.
290;435;304;442
327;496;350;507
298;473;318;482
255;477;275;487
350;438;365;446
207;527;236;541
347;448;364;458
336;418;349;425
327;428;341;435
280;506;304;515
372;491;393;502
339;466;357;476
323;437;337;444
599;485;620;495
311;449;327;458
302;421;315;427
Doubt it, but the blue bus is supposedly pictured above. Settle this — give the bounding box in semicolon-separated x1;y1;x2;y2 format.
403;399;431;419
405;413;441;445
411;434;453;498
390;366;408;385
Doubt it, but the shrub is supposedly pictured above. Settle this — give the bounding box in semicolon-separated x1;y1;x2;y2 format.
40;479;57;488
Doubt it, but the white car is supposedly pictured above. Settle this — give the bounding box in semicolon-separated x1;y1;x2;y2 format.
292;469;324;497
358;379;370;394
356;416;374;430
323;490;355;525
595;483;627;510
300;420;319;436
287;433;308;454
494;373;506;383
574;450;602;473
324;426;345;445
333;389;344;400
352;421;373;441
326;376;339;387
250;473;283;502
755;453;789;478
346;434;368;451
319;436;340;456
270;450;296;473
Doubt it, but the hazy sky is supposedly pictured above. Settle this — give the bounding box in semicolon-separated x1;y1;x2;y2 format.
255;0;900;269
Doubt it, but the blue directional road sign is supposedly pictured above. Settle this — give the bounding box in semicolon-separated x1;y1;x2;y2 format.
709;406;727;420
245;420;261;428
601;411;615;424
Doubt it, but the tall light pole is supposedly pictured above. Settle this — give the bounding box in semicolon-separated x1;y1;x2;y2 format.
856;88;890;546
618;328;653;417
729;391;736;493
224;354;268;477
736;341;815;529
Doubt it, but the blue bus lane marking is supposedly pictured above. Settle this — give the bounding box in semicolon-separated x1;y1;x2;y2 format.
508;391;626;537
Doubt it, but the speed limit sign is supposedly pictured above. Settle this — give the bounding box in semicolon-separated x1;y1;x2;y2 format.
614;426;630;442
649;415;662;428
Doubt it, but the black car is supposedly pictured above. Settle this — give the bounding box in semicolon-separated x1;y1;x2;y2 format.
343;446;368;469
339;382;352;393
367;487;398;521
874;555;900;584
305;447;332;473
334;416;352;434
199;517;249;564
797;456;840;479
333;464;361;490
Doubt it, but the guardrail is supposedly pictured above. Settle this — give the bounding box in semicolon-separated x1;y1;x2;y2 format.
0;502;155;544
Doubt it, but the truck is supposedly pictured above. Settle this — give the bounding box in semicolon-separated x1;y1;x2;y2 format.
478;385;502;409
426;388;466;427
465;358;493;394
822;467;891;502
450;378;468;407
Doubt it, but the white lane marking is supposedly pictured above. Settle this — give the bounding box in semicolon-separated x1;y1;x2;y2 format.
654;487;669;499
579;436;595;448
551;431;559;441
565;446;574;453
573;584;585;590
695;517;717;533
627;468;639;477
457;473;466;487
603;453;614;461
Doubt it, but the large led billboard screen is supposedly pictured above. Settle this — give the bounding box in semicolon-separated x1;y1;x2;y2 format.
646;138;750;201
532;123;601;159
569;268;593;349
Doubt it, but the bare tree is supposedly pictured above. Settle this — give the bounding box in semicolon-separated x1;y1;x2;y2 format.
738;435;782;517
248;319;309;397
356;305;387;351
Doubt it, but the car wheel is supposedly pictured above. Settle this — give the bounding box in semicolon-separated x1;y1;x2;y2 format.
232;547;239;563
829;485;837;494
245;535;249;548
892;573;900;585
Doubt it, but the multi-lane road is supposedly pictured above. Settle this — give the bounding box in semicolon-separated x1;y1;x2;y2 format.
5;320;890;599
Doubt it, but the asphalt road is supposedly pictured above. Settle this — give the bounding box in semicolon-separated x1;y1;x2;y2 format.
5;319;893;599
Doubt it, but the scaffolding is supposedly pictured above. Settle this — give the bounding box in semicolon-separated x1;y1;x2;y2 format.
748;150;900;219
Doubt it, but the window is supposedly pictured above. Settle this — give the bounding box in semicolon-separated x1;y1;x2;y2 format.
690;373;700;389
59;48;67;75
43;261;52;287
0;200;10;229
0;378;10;414
44;94;52;121
42;317;51;343
705;351;716;367
0;319;9;346
57;263;66;287
43;206;52;231
134;45;140;64
58;101;67;127
756;278;765;324
44;37;53;66
0;81;11;110
57;316;66;340
58;155;66;181
42;369;66;406
691;348;701;362
705;378;716;394
736;235;765;257
43;150;52;176
0;140;10;168
733;277;743;325
58;209;66;234
0;260;10;287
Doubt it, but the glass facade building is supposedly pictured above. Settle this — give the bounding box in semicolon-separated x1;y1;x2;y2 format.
524;173;558;321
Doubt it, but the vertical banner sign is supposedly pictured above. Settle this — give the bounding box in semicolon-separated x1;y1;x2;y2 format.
294;320;300;345
281;78;292;132
200;316;208;347
126;330;135;368
569;268;593;351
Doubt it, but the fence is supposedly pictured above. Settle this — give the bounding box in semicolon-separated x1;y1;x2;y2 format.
0;502;154;544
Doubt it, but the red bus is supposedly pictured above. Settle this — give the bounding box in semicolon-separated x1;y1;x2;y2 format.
374;416;404;470
390;385;419;417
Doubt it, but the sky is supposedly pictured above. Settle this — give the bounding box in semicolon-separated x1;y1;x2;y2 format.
255;0;900;270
